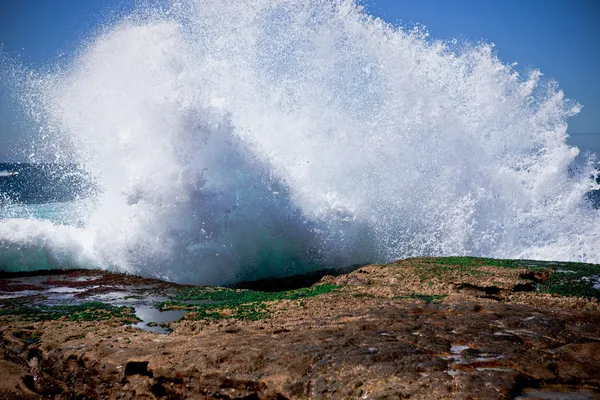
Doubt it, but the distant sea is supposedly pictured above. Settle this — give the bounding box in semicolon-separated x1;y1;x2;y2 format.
0;163;93;205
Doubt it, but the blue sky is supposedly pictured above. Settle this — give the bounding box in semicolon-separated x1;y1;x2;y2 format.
0;0;599;160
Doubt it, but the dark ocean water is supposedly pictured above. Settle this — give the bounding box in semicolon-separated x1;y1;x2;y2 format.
0;163;93;204
590;172;600;208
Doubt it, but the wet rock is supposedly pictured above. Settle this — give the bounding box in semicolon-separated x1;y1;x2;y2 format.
1;257;600;399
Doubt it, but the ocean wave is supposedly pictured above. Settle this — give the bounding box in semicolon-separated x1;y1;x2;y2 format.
0;0;598;284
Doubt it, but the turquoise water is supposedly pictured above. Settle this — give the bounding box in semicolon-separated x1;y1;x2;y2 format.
1;201;90;227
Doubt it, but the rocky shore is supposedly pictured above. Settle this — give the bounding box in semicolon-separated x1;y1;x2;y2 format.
1;257;599;399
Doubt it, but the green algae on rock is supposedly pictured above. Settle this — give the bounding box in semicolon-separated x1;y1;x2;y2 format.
158;284;341;321
0;301;139;323
432;256;600;300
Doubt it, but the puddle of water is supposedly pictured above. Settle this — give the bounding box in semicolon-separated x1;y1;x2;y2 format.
441;344;471;362
0;291;44;300
85;291;137;302
132;306;187;334
83;290;167;304
43;294;82;304
72;276;103;282
441;354;462;361
1;272;190;334
581;276;600;290
505;329;538;338
46;287;89;293
440;344;505;369
474;353;503;362
450;345;470;354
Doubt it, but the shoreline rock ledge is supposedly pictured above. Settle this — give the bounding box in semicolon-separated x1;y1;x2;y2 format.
1;257;599;399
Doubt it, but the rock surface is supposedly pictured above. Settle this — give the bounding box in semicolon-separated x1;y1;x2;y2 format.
1;257;599;399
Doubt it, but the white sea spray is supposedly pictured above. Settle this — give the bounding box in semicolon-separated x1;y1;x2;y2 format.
0;0;598;284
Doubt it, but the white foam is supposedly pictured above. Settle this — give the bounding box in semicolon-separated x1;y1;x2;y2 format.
0;171;18;177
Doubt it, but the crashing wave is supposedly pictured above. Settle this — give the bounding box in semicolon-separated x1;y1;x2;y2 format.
0;0;598;284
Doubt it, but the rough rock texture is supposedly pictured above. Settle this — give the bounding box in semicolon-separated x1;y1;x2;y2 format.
1;257;599;399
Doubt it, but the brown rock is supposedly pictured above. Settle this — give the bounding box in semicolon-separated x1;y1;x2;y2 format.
1;258;600;399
